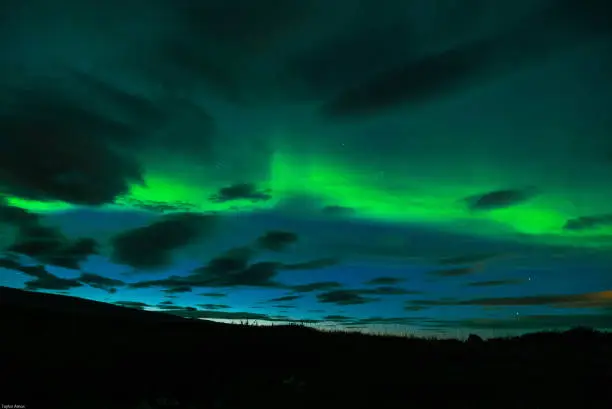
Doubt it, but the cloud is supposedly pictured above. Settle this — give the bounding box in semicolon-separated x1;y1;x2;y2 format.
118;198;197;214
199;292;227;298
190;245;283;288
266;295;301;303
407;290;612;309
131;255;284;290
1;202;98;269
318;1;611;119
159;300;174;306
161;285;192;294
110;212;218;270
9;227;98;270
563;214;612;231
0;86;144;205
289;281;343;293
0;260;52;279
436;253;499;265
324;315;353;322
25;276;84;291
77;272;125;292
428;265;483;277
356;317;420;326
114;301;149;310
317;290;378;305
462;187;540;212
363;276;404;286
196;261;283;288
0;256;85;291
0;199;39;226
157;305;198;312
197;304;230;310
359;286;422;296
284;11;416;100
466;279;525;287
256;230;298;252
319;40;494;119
321;205;356;217
195;246;255;276
280;258;339;271
208;183;271;203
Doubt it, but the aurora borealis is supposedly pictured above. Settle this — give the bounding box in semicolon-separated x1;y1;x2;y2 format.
1;0;611;337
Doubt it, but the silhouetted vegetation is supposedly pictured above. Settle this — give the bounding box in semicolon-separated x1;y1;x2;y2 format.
2;286;610;409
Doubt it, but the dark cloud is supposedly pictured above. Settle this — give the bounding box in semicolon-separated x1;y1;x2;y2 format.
266;295;301;303
117;197;196;214
156;305;198;313
319;0;612;119
407;290;612;309
127;276;193;290
1;203;98;269
360;286;421;296
77;272;125;292
437;253;499;265
170;0;319;57
69;69;167;126
199;292;227;298
110;212;218;270
155;304;187;311
466;279;525;287
183;248;337;289
319;40;494;119
356;317;419;326
256;230;298;252
290;281;343;293
114;301;150;310
324;315;353;322
0;256;85;291
321;205;356;217
280;257;339;271
273;305;296;310
161;285;192;294
9;227;98;270
0;87;144;205
0;256;25;272
563;213;612;231
200;261;282;288
0;199;38;226
284;13;416;100
428;266;481;277
159;300;174;306
463;187;540;212
317;290;378;306
197;304;230;310
208;183;271;203
364;276;404;286
195;246;255;276
0;260;53;279
130;260;284;290
189;246;283;288
25;276;84;291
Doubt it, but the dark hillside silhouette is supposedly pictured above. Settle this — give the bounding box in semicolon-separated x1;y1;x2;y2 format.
2;286;611;409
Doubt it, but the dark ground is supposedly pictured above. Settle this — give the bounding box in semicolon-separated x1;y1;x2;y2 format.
1;286;611;409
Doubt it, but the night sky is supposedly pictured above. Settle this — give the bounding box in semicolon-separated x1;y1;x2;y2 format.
1;0;611;338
